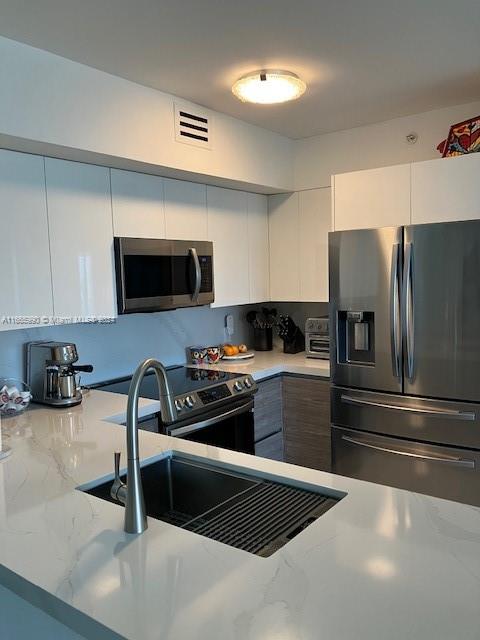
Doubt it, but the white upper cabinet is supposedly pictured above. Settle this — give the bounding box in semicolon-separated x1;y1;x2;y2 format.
411;154;480;224
269;193;300;301
299;188;331;301
247;193;269;303
45;159;116;319
269;189;331;302
333;164;411;230
207;186;250;307
0;150;53;330
164;178;208;240
111;169;165;238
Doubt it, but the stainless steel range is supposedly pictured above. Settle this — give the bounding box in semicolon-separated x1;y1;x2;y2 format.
93;366;257;454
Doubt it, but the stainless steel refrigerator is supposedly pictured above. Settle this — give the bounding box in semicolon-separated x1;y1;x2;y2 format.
329;220;480;505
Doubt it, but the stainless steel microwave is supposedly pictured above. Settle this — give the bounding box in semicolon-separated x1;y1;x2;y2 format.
114;237;214;313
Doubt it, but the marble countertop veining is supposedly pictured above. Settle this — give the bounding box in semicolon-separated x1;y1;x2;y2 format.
1;389;480;640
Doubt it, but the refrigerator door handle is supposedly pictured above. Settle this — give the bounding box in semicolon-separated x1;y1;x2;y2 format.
340;394;476;420
403;242;414;381
390;243;401;378
340;434;476;469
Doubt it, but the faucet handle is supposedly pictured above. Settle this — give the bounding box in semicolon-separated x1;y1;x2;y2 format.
111;451;127;504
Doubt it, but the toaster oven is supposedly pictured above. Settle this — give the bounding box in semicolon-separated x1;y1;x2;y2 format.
305;317;330;359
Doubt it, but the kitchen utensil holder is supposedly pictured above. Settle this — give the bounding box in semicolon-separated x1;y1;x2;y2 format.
254;328;273;351
282;328;305;354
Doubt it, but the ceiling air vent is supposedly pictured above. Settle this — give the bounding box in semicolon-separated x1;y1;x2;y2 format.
174;103;212;149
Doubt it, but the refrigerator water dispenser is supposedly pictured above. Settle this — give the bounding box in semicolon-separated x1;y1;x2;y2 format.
337;311;375;365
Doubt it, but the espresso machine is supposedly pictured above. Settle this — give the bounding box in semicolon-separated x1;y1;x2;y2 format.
26;341;93;407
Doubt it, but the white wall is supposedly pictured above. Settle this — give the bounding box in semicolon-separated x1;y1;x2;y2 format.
294;100;480;190
0;36;293;193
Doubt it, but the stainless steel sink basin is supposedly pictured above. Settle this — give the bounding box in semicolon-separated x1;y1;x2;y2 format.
81;453;344;556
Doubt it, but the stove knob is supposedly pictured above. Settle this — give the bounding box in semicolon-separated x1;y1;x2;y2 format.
244;377;253;388
185;395;195;408
175;398;184;411
233;381;244;392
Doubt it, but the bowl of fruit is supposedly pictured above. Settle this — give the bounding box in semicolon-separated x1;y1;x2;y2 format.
222;344;254;360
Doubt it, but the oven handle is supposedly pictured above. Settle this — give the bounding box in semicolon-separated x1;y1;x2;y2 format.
169;399;254;438
340;434;475;469
189;247;202;302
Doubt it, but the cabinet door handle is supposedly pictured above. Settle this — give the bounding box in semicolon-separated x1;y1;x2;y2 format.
341;435;475;469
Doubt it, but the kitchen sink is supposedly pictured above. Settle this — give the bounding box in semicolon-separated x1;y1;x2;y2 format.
81;453;344;556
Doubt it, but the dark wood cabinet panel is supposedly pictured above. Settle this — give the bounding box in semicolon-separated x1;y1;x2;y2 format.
255;432;283;461
254;376;283;443
283;376;331;472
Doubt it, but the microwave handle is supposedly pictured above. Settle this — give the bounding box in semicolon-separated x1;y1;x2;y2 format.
189;247;202;302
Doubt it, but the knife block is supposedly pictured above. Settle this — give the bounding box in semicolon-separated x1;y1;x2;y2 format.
282;328;305;354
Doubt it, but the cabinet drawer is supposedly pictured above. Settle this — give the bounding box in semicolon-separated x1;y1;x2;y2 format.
255;432;283;461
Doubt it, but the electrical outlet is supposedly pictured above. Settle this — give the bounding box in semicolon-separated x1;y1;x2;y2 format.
224;314;234;340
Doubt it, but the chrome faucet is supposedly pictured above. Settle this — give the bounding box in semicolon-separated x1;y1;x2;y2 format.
111;358;176;534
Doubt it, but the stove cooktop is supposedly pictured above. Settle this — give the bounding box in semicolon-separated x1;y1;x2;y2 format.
94;366;245;400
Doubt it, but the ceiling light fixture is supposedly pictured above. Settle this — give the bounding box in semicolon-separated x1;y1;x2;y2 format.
232;70;306;105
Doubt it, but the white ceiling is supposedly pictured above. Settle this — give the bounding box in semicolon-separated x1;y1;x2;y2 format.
1;0;479;139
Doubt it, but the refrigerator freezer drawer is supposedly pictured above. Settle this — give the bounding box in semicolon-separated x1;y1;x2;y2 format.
332;426;480;506
331;386;480;449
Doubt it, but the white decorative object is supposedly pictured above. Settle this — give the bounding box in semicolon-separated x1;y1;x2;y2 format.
0;379;32;417
222;350;255;361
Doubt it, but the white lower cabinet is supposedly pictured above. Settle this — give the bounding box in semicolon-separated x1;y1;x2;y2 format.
207;186;250;307
164;178;208;240
111;168;165;238
45;159;116;319
269;189;330;302
411;154;480;224
0;150;53;330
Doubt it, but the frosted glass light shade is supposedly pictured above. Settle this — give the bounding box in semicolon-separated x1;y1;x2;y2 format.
232;70;306;104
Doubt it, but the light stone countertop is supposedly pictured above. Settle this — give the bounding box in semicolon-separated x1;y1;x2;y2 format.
193;346;330;380
0;389;480;640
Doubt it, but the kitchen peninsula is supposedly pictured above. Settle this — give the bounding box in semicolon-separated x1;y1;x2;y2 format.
0;389;479;640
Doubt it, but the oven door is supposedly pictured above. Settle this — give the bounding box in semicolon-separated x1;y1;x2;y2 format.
115;237;214;313
307;334;330;358
165;398;255;454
